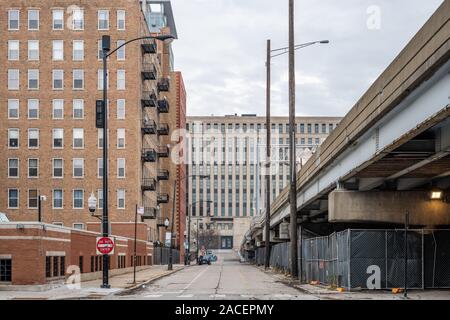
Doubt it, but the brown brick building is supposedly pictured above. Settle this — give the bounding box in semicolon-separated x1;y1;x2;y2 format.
0;0;186;255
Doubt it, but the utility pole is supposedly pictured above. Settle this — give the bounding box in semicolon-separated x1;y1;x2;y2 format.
264;39;271;270
133;204;138;284
288;0;298;279
404;211;409;299
168;181;176;270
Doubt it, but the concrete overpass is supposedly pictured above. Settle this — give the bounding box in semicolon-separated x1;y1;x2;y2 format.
245;1;450;247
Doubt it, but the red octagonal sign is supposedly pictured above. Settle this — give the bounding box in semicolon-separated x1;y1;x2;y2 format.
96;237;115;255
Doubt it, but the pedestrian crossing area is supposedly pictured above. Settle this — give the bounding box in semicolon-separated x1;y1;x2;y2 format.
142;292;297;300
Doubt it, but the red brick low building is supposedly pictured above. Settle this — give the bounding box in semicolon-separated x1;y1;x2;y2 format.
0;222;153;285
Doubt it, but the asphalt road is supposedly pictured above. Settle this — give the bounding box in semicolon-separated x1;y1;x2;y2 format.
117;250;318;300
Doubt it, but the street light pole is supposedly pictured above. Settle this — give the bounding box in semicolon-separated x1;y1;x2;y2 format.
186;204;192;265
288;0;298;280
265;39;271;270
168;181;176;270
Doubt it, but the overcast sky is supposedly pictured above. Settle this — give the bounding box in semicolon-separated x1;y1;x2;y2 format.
170;0;443;117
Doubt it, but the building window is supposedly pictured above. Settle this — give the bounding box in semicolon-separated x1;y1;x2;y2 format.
28;189;38;209
8;159;19;178
98;41;103;60
8;129;19;148
117;158;125;178
73;128;84;148
45;256;51;278
53;159;63;178
53;257;59;277
73;190;84;209
97;158;103;178
8;100;19;119
97;190;103;209
28;158;39;178
8;10;19;30
307;124;312;134
117;10;126;30
117;129;125;148
73;70;84;89
52;40;64;61
52;100;64;119
8;189;19;208
117;189;125;209
8;40;19;60
28;40;39;61
53;128;64;148
53;189;63;209
117;70;125;90
98;69;109;89
52;70;64;90
98;10;109;30
117;99;125;119
28;70;39;90
73;40;84;61
28;129;39;148
0;259;12;282
73;223;84;230
73;158;84;178
27;99;39;119
60;257;65;276
73;100;84;119
117;40;125;60
72;9;84;30
8;70;19;90
98;129;104;149
322;123;327;134
52;10;64;30
28;10;39;30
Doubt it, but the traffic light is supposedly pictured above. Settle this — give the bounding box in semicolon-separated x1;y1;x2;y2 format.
96;100;104;128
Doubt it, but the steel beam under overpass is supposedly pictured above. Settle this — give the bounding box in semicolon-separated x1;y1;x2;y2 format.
329;190;450;225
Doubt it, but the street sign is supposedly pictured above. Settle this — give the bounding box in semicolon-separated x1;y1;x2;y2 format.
137;206;145;216
96;237;115;255
165;232;172;246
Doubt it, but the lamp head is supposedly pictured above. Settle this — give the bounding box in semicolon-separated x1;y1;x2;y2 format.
88;193;97;213
430;188;443;201
164;218;170;228
320;40;330;44
155;34;175;44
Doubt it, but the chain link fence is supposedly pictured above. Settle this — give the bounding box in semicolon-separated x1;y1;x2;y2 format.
153;246;180;265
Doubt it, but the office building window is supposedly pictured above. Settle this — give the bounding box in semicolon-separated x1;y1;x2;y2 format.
53;70;64;90
8;100;19;119
8;40;19;60
28;70;39;89
28;129;39;148
28;189;38;209
98;10;109;30
53;189;63;209
8;129;19;148
117;189;125;209
117;129;125;148
117;158;125;178
315;138;320;145
8;70;19;90
52;40;64;61
97;158;103;178
117;10;126;30
73;100;84;119
53;129;64;148
322;123;327;134
8;189;19;208
53;159;63;178
8;159;19;178
8;10;19;30
72;9;84;30
73;159;84;177
117;40;125;60
73;128;84;148
73;70;84;89
117;70;125;90
73;40;84;61
52;10;64;30
117;99;125;119
52;100;64;119
28;10;39;30
28;159;38;178
73;190;84;209
27;99;39;119
314;124;319;134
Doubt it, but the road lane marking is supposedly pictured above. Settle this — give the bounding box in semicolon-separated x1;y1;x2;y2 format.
210;294;226;298
183;266;210;291
145;294;162;298
177;294;193;298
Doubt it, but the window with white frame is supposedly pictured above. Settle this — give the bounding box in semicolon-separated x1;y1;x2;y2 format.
53;70;64;90
73;190;84;209
8;129;19;148
73;129;84;148
73;40;84;61
27;40;39;60
28;70;39;89
98;41;103;60
117;70;125;90
117;10;125;30
28;129;39;148
8;70;19;90
52;40;64;60
28;189;38;209
28;158;39;178
53;189;63;209
117;40;125;60
27;99;39;119
98;10;109;30
97;69;109;89
97;158;103;178
117;99;125;119
117;189;125;209
8;159;19;178
97;189;103;209
8;40;19;60
73;70;84;89
53;128;64;148
52;100;64;119
28;10;39;30
8;10;19;30
8;100;19;119
73;223;84;230
72;9;84;30
53;159;63;178
117;158;125;178
73;159;84;177
73;100;84;119
98;129;104;149
52;10;64;30
117;129;125;148
8;189;19;208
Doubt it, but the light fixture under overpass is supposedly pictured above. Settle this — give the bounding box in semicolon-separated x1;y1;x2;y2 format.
430;188;443;200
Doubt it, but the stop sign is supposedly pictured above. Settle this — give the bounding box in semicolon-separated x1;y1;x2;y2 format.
96;237;115;255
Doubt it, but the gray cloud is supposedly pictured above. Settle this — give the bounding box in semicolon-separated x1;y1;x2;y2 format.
171;0;443;117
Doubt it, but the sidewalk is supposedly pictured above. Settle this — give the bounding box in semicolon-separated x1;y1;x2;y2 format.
0;265;184;300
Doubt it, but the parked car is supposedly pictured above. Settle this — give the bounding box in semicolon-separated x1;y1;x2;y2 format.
198;254;211;265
